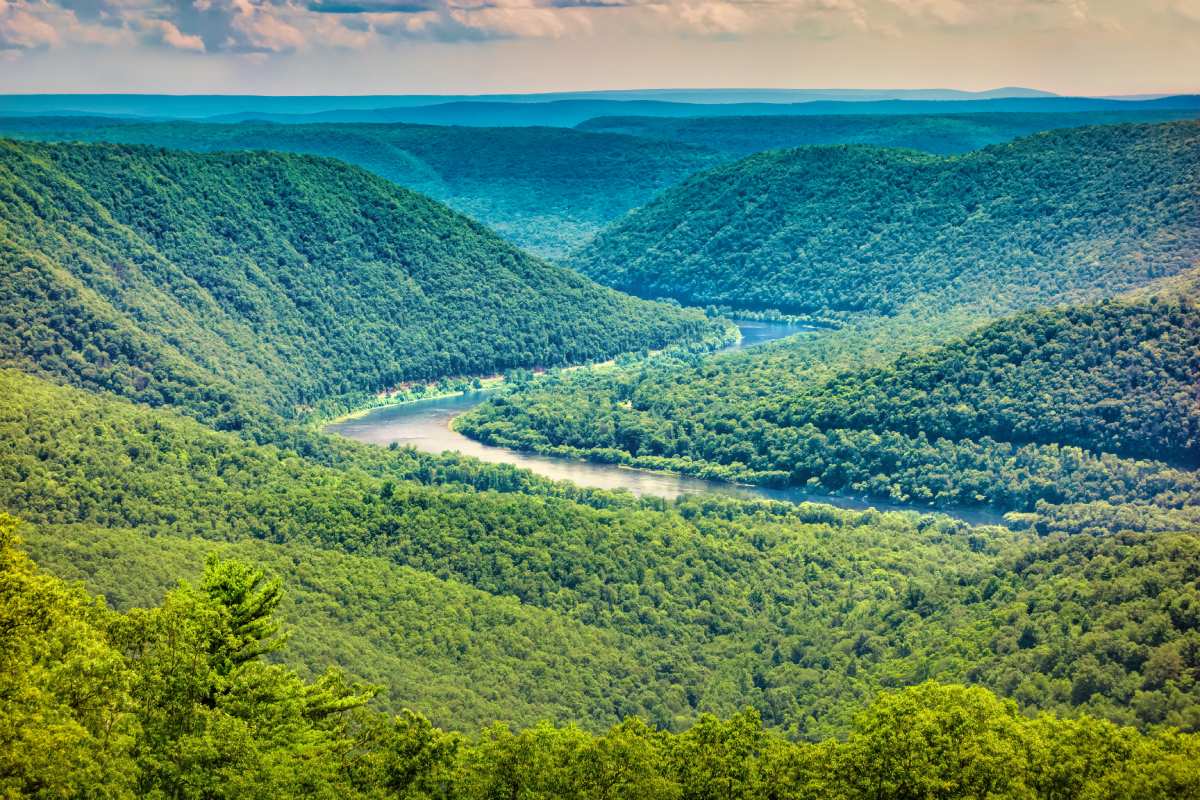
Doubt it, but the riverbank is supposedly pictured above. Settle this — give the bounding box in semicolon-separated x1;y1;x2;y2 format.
322;319;1008;526
319;376;506;427
315;317;742;428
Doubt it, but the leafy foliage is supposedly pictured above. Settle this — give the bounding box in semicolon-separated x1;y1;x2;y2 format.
5;112;1200;796
459;295;1200;511
4;520;1200;799
5;368;1200;738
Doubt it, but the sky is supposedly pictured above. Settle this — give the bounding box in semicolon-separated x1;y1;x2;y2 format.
2;0;1199;95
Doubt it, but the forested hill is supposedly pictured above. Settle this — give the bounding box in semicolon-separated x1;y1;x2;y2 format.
7;365;1200;743
571;121;1200;317
577;109;1200;156
774;296;1200;469
9;517;1200;797
457;292;1200;511
0;118;722;257
0;139;717;427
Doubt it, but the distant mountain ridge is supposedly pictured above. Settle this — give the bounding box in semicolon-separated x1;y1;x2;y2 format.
0;116;721;258
4;91;1198;128
0;87;1060;119
209;95;1200;128
577;109;1200;155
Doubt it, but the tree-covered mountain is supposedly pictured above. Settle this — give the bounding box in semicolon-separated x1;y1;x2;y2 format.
577;109;1200;156
0;118;722;257
0;138;718;429
458;292;1200;511
771;296;1200;468
8;518;1200;798
571;121;1200;317
5;366;1200;741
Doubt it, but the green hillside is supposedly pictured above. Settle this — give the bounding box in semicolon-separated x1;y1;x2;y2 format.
771;297;1200;468
578;109;1200;156
8;521;1200;798
0;139;718;427
0;118;723;257
5;367;1200;741
457;293;1200;511
571;121;1200;317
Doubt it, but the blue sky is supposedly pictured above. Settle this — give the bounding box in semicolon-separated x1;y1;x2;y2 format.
3;0;1199;94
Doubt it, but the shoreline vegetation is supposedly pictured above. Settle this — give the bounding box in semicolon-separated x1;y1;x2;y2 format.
703;305;845;328
312;317;741;428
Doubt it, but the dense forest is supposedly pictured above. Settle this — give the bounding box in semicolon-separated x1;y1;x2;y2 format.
5;367;1200;740
0;138;719;430
15;113;1193;259
0;118;721;257
577;109;1200;156
4;102;1200;795
571;122;1200;317
458;294;1200;511
8;518;1200;798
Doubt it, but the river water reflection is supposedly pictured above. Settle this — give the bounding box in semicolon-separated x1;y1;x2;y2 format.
326;321;1005;526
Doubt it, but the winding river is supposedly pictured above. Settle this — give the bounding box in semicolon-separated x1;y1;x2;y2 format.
326;321;1006;526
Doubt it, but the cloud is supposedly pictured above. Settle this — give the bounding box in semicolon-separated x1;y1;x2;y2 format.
1;0;313;53
55;0;118;23
0;0;1178;59
151;0;305;52
884;0;1101;30
1172;0;1200;24
140;15;205;48
274;0;869;42
637;0;869;38
307;0;435;13
886;0;966;25
0;0;61;48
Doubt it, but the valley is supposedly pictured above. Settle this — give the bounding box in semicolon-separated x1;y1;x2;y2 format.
328;320;1006;524
1;76;1199;798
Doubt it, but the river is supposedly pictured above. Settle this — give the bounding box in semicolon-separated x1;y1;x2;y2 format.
325;320;1006;526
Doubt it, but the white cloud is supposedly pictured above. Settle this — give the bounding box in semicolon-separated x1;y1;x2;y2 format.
675;1;752;36
0;0;1189;61
141;16;205;48
230;0;306;50
0;0;61;49
884;0;1101;30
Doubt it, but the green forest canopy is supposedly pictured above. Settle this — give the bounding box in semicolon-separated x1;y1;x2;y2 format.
4;367;1200;739
0;138;719;433
3;112;1200;796
13;112;1193;259
0;117;723;257
576;109;1200;156
571;121;1200;318
457;292;1200;511
7;516;1200;799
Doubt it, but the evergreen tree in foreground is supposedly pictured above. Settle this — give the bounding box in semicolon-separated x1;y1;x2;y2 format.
3;511;1199;799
